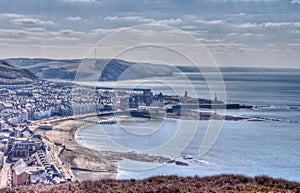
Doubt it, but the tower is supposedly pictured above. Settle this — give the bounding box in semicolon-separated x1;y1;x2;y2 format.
184;91;188;98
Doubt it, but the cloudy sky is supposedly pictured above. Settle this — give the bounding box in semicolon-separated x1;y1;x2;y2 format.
0;0;299;67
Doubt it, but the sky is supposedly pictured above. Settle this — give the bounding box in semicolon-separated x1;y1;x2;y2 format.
0;0;299;67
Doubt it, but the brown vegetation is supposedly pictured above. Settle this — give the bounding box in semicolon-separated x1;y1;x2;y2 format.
2;174;300;193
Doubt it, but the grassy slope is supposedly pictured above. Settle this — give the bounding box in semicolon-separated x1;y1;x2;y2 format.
2;175;300;193
0;61;37;84
4;58;174;81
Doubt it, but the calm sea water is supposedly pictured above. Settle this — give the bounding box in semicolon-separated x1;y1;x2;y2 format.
76;68;300;182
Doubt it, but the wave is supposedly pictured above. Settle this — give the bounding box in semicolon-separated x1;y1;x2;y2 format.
193;159;210;165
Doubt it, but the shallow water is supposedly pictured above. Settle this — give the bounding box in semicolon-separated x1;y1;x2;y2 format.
76;68;300;182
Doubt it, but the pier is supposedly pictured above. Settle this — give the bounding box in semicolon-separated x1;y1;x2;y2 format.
76;119;117;125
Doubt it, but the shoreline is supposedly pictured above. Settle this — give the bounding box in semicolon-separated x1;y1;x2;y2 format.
28;109;287;182
34;116;119;181
30;113;262;182
32;115;171;182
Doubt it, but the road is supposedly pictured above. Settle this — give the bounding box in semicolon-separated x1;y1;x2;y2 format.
0;157;10;189
45;141;76;182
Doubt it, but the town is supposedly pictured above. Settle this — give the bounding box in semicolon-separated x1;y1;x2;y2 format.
0;79;243;188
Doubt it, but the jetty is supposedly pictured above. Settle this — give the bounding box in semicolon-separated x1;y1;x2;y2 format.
76;119;117;125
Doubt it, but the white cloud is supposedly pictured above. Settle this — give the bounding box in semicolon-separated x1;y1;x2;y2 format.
153;18;182;25
104;16;182;26
0;28;29;37
197;38;224;43
43;36;80;42
0;28;50;39
66;16;84;21
1;13;56;27
205;42;247;49
289;29;300;34
90;28;118;35
226;32;238;36
291;0;300;5
292;22;300;27
196;19;226;25
208;0;277;2
25;28;47;33
59;29;84;35
226;32;264;39
233;21;300;29
205;42;262;54
236;23;258;28
0;27;85;44
104;16;156;24
288;43;300;47
181;26;198;30
104;16;143;21
59;0;97;3
12;18;55;26
261;21;300;28
261;22;291;28
242;33;254;36
0;13;25;19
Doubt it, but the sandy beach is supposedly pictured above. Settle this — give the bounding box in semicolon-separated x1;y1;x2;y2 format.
31;115;170;182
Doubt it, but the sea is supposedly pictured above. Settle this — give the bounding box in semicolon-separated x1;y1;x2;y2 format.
76;67;300;182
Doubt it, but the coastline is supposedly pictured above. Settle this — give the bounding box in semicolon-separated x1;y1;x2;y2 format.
31;115;170;182
28;110;298;182
33;116;118;181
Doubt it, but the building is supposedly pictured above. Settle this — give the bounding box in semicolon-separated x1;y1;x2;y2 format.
14;125;28;137
38;124;52;130
0;151;4;169
120;96;130;110
12;159;48;186
12;159;30;186
7;138;38;162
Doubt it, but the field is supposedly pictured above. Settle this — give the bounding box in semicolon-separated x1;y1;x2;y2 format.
2;175;300;193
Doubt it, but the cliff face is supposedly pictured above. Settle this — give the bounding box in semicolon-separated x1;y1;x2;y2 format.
0;61;37;84
98;59;173;81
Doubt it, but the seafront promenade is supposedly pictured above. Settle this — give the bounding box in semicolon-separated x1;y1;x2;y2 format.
30;112;171;182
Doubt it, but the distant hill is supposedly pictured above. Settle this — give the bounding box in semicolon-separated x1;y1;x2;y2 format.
2;175;300;193
99;59;174;81
4;58;174;81
0;60;37;85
